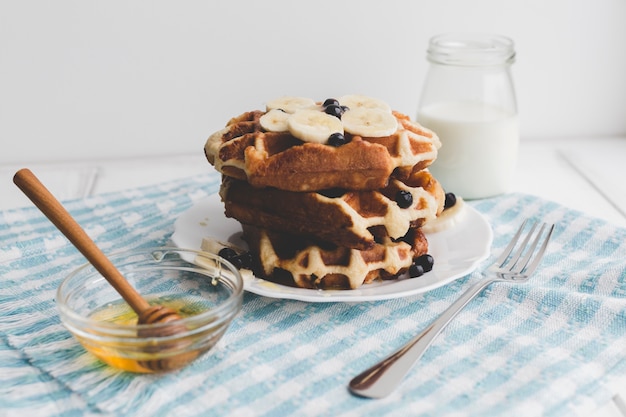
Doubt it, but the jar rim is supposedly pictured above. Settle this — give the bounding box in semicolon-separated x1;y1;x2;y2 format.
427;33;515;66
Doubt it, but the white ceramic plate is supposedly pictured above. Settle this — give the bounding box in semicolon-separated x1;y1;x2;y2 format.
171;194;492;302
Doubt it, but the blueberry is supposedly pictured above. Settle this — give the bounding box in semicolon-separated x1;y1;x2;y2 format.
236;251;254;269
218;247;245;269
409;263;424;278
323;98;340;108
340;105;350;112
414;254;434;273
444;192;457;210
218;247;237;262
324;104;344;119
395;190;413;208
328;132;347;147
231;257;245;269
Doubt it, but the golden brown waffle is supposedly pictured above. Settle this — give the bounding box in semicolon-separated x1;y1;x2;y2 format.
242;225;429;290
220;169;444;250
202;95;444;290
204;110;440;192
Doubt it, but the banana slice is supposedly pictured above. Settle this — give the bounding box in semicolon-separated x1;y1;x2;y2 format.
422;197;466;234
342;108;398;137
266;96;317;114
338;95;391;113
288;109;343;143
260;109;290;132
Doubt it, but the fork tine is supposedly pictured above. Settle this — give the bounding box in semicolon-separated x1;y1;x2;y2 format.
497;220;539;270
516;223;555;277
505;221;539;271
494;219;529;267
511;222;547;274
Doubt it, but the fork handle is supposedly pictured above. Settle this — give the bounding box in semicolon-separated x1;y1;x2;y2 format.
349;278;496;398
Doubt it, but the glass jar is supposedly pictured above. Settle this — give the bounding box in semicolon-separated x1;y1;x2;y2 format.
417;33;518;200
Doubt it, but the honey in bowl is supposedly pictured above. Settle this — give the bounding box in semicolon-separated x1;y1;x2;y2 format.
57;248;243;373
81;296;213;372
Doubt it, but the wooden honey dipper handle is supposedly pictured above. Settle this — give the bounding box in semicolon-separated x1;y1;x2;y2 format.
13;168;151;315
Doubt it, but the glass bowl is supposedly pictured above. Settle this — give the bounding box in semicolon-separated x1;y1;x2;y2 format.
56;247;243;373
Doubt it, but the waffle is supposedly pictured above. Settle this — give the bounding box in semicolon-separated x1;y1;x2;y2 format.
204;109;440;192
242;225;429;290
203;95;443;290
220;169;444;250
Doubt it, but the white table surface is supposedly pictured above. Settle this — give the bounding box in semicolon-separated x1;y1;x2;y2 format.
1;136;625;416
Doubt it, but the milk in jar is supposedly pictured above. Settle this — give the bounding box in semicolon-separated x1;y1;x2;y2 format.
417;33;518;199
418;101;519;199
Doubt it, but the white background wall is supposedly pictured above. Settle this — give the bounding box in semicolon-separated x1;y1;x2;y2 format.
1;0;625;165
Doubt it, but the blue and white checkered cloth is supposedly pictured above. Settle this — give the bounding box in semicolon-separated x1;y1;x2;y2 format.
1;170;626;417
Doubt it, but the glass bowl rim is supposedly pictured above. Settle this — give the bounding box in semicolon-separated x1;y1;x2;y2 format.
56;246;244;336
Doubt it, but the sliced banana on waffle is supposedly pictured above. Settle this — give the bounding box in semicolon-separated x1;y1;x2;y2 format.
262;95;400;140
422;197;466;234
342;107;398;137
266;96;317;114
339;95;392;113
260;109;290;132
288;109;344;143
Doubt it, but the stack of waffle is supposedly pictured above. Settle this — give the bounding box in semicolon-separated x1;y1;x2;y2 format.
204;95;445;289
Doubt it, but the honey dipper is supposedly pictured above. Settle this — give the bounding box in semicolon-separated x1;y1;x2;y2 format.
13;168;196;371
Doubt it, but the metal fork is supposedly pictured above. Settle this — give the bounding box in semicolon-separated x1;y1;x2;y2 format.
349;219;555;399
